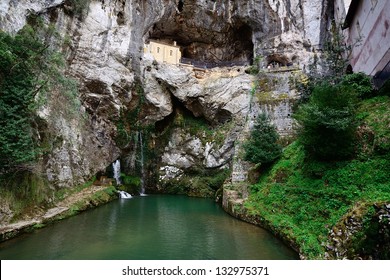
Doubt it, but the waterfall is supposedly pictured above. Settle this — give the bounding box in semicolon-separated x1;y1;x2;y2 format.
139;132;146;196
112;159;121;185
118;190;132;199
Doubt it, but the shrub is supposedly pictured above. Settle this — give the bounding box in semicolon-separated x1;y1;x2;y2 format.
341;72;373;98
294;83;359;160
243;113;282;165
0;22;81;174
0;30;44;171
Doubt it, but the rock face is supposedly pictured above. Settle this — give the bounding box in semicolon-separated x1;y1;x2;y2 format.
0;0;64;33
146;0;332;67
325;203;390;260
0;0;332;207
142;56;253;123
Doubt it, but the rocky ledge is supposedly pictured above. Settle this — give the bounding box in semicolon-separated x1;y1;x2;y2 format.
0;185;118;242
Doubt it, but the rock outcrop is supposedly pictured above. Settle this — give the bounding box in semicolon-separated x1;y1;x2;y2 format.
0;0;333;220
325;203;390;260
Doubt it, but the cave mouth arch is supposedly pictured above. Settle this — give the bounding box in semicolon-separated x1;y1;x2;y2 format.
266;54;291;67
146;15;254;65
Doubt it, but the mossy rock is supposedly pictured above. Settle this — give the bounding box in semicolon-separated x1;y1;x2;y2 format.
160;168;231;198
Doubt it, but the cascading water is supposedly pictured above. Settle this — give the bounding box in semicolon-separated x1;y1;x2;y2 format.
112;159;122;185
118;190;132;199
113;160;132;199
139;132;146;196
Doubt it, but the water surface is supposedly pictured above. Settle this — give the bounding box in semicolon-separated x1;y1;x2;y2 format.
0;195;298;260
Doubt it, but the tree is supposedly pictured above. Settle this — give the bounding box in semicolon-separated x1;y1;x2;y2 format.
0;26;52;173
243;113;282;165
0;32;38;171
294;83;359;160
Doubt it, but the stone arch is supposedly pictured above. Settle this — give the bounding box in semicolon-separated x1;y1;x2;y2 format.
266;54;290;67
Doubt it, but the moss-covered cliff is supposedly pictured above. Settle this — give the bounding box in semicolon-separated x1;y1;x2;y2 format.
224;95;390;259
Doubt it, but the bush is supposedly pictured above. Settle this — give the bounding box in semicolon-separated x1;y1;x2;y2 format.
0;30;44;171
294;83;359;160
341;72;373;98
243;113;282;165
119;174;141;194
1;24;81;174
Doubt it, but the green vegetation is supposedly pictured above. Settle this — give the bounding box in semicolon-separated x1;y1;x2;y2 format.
0;21;81;174
294;83;359;160
171;110;233;146
52;181;116;217
118;174;141;194
54;176;96;201
0;25;52;218
341;72;374;99
0;21;83;222
163;168;231;198
0;28;45;171
0;171;50;222
242;26;389;258
357;96;390;155
244;95;390;259
243;113;282;166
245;56;263;75
322;23;352;81
156;106;235;197
115;83;146;148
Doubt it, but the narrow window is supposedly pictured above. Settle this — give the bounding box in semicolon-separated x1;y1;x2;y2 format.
157;47;160;53
170;50;173;56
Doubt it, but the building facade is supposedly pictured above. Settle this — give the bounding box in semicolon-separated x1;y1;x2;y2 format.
144;40;182;65
335;0;390;87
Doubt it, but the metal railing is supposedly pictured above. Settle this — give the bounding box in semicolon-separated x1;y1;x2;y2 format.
180;57;249;69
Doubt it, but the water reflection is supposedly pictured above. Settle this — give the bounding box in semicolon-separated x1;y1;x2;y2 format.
0;195;298;260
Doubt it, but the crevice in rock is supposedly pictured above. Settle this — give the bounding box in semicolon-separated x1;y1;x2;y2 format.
155;93;211;134
178;0;184;12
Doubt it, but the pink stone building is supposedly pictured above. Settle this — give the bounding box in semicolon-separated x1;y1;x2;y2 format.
335;0;390;87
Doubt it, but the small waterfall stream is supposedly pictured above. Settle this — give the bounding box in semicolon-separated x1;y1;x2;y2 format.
112;159;121;185
112;159;132;199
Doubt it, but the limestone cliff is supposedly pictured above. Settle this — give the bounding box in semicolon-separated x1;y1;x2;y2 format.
0;0;333;221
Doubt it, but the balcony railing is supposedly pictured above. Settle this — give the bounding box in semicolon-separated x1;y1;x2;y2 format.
180;58;249;69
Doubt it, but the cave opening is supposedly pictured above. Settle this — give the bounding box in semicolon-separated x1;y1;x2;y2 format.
178;0;184;12
155;94;211;134
147;14;254;66
266;54;291;67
